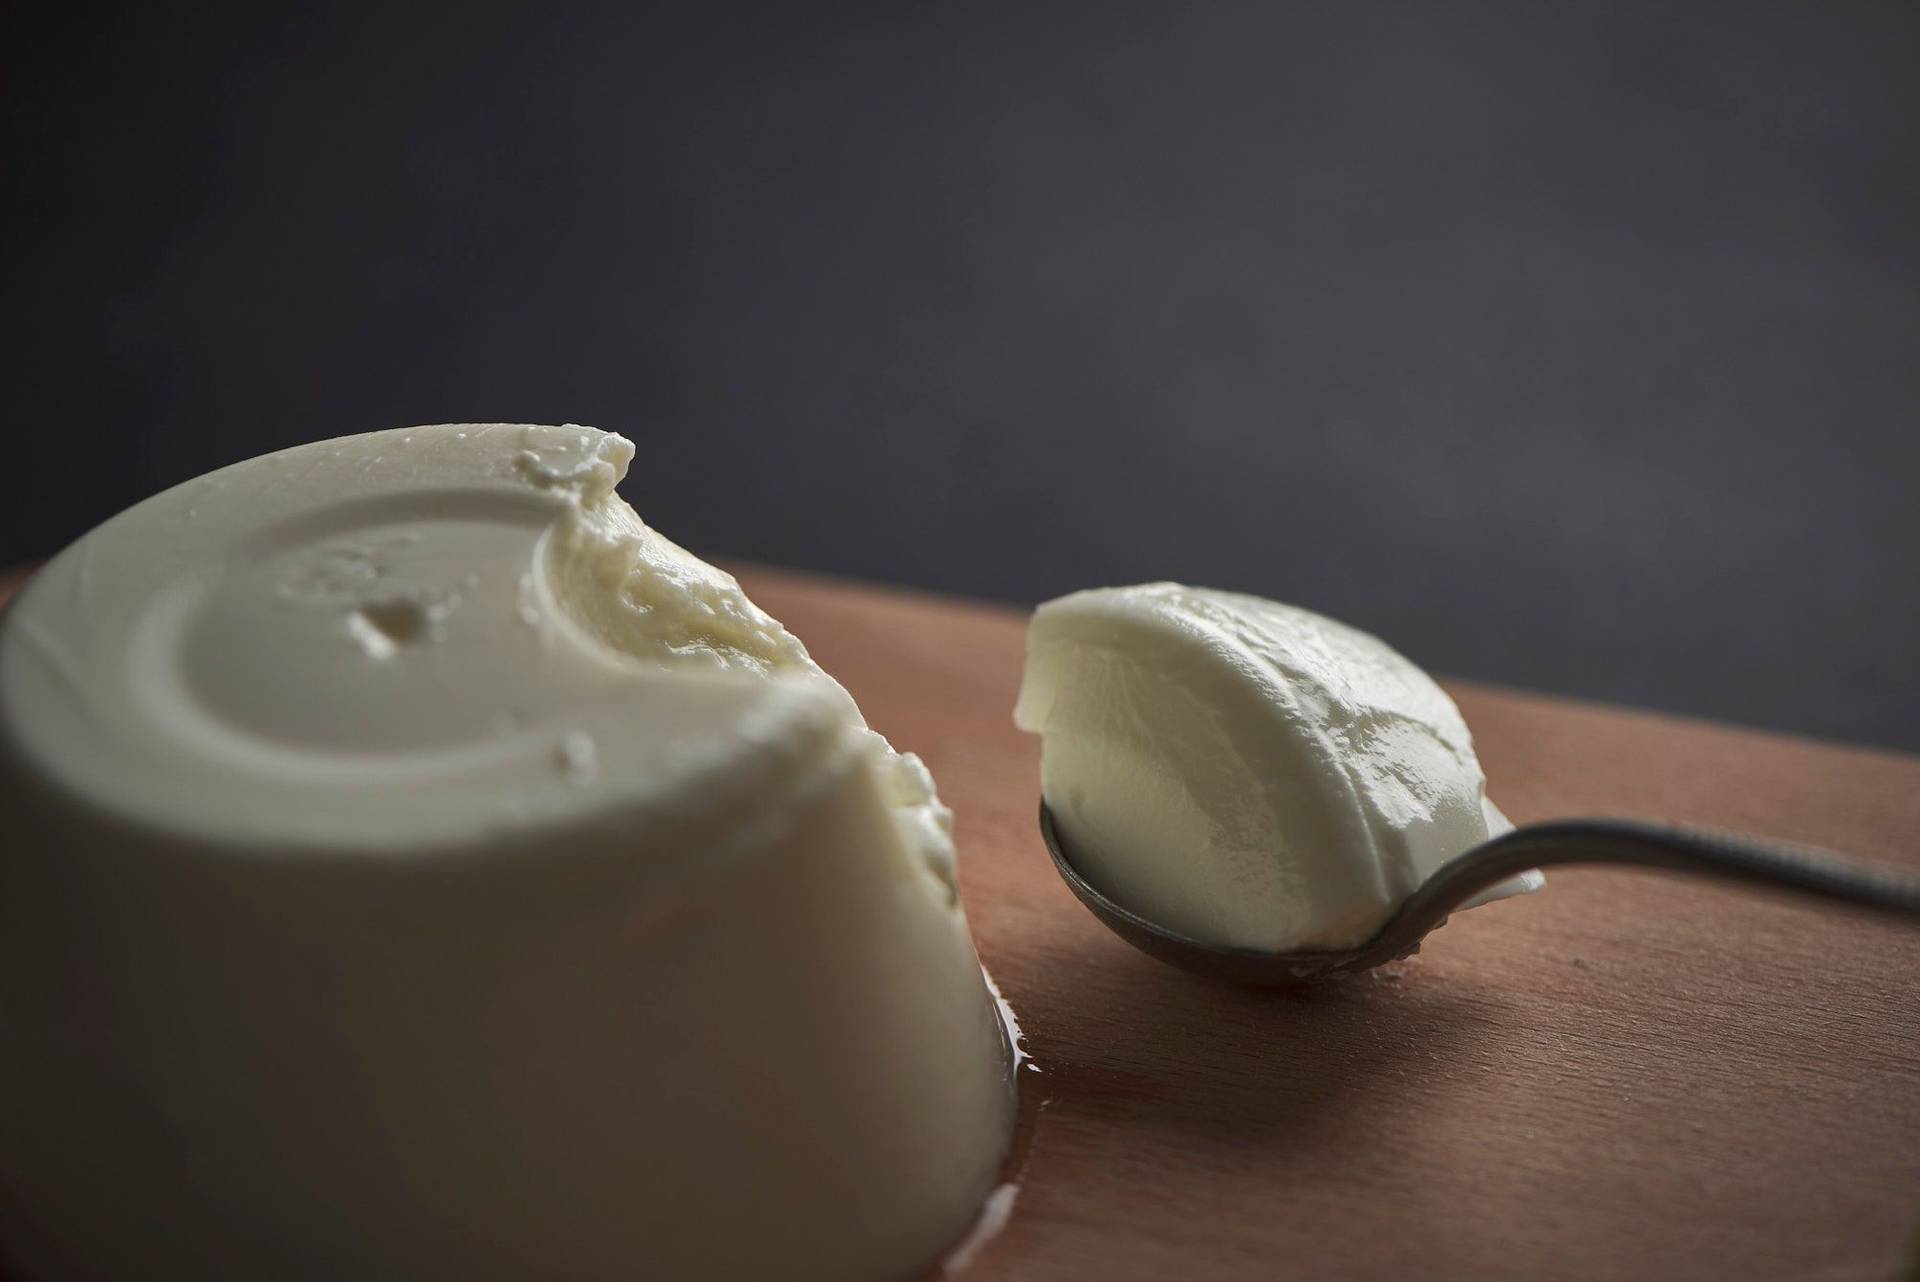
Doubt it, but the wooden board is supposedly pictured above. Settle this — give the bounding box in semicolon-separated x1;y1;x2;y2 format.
4;564;1917;1280
726;566;1920;1282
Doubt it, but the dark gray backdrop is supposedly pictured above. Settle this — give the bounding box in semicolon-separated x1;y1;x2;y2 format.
5;2;1917;749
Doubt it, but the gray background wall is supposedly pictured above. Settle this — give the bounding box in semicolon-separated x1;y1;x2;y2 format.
5;2;1917;750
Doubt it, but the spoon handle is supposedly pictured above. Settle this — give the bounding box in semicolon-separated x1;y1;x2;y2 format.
1371;819;1920;968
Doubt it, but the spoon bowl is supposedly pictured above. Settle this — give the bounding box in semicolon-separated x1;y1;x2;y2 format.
1039;803;1920;985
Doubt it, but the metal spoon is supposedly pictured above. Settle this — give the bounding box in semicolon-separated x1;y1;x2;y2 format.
1039;804;1920;985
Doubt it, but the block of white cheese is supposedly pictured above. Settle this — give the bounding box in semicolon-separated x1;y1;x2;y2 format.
1014;583;1541;952
0;424;1015;1282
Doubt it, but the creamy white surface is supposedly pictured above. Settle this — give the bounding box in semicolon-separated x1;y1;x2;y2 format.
0;424;1011;1282
1014;583;1539;951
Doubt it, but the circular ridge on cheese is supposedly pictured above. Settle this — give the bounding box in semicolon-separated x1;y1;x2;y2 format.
0;423;1014;1282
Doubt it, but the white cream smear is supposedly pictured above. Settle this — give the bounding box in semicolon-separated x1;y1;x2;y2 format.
0;424;1014;1282
1014;584;1541;953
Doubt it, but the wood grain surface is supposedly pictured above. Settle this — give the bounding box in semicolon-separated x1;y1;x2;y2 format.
728;565;1920;1282
3;564;1916;1281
